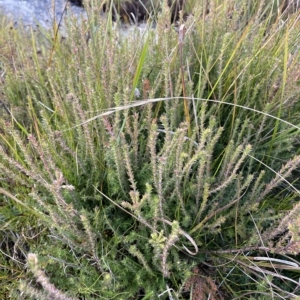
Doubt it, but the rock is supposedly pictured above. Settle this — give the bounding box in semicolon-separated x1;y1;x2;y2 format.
68;0;187;23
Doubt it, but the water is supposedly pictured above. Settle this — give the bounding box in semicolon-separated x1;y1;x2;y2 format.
0;0;86;30
0;0;149;38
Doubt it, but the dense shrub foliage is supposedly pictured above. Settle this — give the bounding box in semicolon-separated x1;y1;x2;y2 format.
0;1;300;299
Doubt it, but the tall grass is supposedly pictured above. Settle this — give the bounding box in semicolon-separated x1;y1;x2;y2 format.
0;0;300;299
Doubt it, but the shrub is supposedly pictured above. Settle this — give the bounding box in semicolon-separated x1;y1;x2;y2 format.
0;1;300;299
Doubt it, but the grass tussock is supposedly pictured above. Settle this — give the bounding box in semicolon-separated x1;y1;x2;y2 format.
0;0;300;299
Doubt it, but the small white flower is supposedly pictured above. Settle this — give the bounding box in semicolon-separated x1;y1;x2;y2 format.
134;88;140;98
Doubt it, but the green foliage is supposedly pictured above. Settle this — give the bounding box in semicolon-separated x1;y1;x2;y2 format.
0;0;300;299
